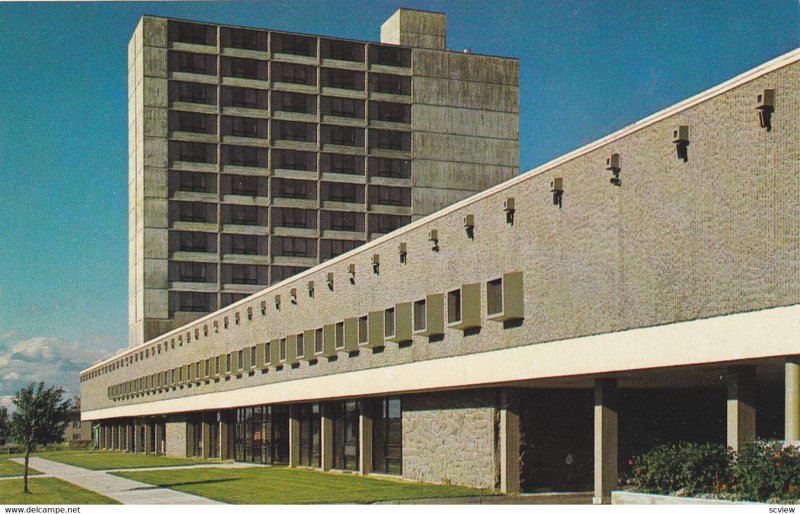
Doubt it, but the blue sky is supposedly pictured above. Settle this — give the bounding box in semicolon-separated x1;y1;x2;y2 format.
0;0;798;406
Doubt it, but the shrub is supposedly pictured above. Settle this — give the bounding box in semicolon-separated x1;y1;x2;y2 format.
630;442;733;496
734;441;800;503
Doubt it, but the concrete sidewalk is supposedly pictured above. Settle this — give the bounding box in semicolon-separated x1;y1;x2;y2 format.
12;457;224;505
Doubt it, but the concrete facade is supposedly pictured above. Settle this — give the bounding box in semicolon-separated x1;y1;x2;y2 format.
128;9;519;347
83;14;800;501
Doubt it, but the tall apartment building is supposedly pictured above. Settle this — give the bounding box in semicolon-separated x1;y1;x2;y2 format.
128;9;519;347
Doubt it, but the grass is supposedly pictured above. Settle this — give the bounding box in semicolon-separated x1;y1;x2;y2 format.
36;450;207;470
0;454;41;478
0;477;119;504
115;466;495;504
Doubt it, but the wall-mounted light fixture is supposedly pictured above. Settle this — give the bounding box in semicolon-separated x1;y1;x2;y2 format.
307;281;315;298
503;197;515;225
348;263;356;283
606;154;621;186
326;272;334;290
551;177;564;206
290;288;297;304
756;88;775;131
673;126;689;162
429;229;439;251
274;295;281;310
463;214;475;239
398;242;407;263
372;254;380;274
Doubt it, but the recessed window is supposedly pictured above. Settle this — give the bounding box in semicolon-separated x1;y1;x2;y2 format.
369;157;410;179
169;141;217;165
226;354;232;373
358;315;368;345
272;62;316;86
221;145;267;168
384;308;396;338
169;111;217;134
221;56;268;80
447;289;462;324
168;21;216;46
220;86;267;109
369;101;410;124
413;299;426;332
296;334;305;358
168;51;217;75
221;27;267;51
320;239;361;260
335;321;345;350
224;234;260;255
273;33;316;57
170;81;217;105
322;39;364;62
369;73;411;95
250;347;257;368
279;338;287;361
221;116;268;139
369;129;411;151
315;328;324;354
487;278;503;316
321;96;365;118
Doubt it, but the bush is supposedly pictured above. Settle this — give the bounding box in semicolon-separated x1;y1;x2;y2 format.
629;442;733;496
734;441;800;502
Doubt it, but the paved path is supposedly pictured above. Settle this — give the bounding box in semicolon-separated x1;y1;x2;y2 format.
11;457;224;505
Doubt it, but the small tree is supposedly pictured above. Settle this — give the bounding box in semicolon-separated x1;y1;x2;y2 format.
0;405;8;442
9;383;71;493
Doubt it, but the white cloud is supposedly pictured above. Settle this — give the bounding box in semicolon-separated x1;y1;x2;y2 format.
0;331;16;342
0;336;115;403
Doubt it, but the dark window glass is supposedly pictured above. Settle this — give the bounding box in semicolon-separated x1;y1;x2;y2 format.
169;171;216;194
321;96;364;118
169;82;217;105
273;33;316;57
169;111;217;134
369;185;411;207
331;400;360;471
170;291;216;314
223;264;267;285
272;208;317;229
221;293;249;308
272;178;316;200
170;201;216;223
168;21;216;46
322;125;364;147
221;175;266;196
271;237;316;258
168;51;217;75
272;62;316;86
271;120;316;143
369;214;410;234
320;68;364;90
369;101;411;123
298;403;321;468
273;149;316;171
369;45;411;67
271;266;307;284
222;204;267;225
169;231;216;253
221;57;268;80
221;145;267;167
320;239;361;260
321;211;364;232
369;73;411;95
321;153;364;175
169;262;215;283
221;27;267;51
272;91;316;114
221;116;268;138
372;398;402;475
369;157;410;179
221;234;265;255
369;129;411;151
322;182;364;203
321;39;364;62
220;86;268;109
169;141;217;164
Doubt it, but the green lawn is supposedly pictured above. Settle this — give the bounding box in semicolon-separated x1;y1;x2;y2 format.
0;477;119;504
0;455;41;478
115;466;495;504
37;450;207;470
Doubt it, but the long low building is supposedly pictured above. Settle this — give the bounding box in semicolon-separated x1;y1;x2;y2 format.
81;44;800;503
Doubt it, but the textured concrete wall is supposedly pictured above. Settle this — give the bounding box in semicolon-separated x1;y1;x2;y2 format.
403;390;497;489
85;49;800;416
164;415;187;457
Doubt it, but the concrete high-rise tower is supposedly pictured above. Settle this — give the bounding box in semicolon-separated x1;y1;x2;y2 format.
128;8;519;347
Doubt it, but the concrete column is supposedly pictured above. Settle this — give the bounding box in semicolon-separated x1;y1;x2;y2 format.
727;365;756;452
202;418;211;459
594;378;618;505
100;425;107;449
321;403;334;471
499;390;521;494
155;422;164;454
786;357;800;442
359;400;373;476
289;405;301;467
145;422;154;454
112;424;119;450
219;411;234;460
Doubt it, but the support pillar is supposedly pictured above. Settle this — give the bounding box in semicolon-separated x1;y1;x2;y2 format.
155;421;164;454
727;365;756;452
321;403;334;471
786;357;800;442
499;389;521;494
112;424;119;450
201;418;211;459
594;378;618;505
145;422;154;454
100;425;107;449
219;411;234;460
289;405;300;467
358;400;373;476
